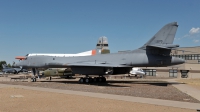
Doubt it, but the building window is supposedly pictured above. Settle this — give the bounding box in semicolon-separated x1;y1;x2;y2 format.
189;55;192;60
103;44;108;46
185;55;188;60
174;54;200;60
194;55;198;60
143;69;156;76
182;55;186;60
169;69;178;78
192;55;194;60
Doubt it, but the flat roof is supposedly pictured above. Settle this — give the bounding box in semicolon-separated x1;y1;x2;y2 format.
178;46;200;49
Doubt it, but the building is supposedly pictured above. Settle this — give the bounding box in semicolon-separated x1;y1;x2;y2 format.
141;46;200;79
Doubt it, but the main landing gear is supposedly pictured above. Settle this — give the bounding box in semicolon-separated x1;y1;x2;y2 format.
79;76;106;83
31;68;40;82
31;78;37;82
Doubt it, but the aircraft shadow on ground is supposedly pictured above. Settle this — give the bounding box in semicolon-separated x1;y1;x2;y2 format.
40;80;129;87
106;80;184;86
39;80;182;87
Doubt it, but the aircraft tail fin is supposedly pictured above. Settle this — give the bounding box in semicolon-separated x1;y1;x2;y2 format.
2;64;7;69
140;22;178;49
95;36;110;54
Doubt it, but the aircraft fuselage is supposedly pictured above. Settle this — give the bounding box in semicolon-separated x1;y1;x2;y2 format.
15;49;184;75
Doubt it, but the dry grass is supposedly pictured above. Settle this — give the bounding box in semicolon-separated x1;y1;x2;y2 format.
177;79;200;90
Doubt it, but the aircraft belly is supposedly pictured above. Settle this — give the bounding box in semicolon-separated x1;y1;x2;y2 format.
71;67;105;75
70;66;131;75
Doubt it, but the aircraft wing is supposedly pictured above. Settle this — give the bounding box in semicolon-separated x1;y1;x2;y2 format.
47;61;132;68
67;63;132;67
46;61;132;75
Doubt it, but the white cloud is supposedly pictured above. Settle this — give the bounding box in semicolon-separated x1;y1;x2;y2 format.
193;39;199;43
175;37;181;40
177;27;200;43
189;27;200;35
183;34;190;38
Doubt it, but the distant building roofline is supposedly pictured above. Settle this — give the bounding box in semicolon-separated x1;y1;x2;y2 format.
178;46;200;48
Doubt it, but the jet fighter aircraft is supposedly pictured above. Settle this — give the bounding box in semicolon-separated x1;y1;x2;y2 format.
129;67;146;78
2;64;24;74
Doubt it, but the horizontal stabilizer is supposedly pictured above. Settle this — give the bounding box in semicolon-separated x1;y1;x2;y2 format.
147;44;179;50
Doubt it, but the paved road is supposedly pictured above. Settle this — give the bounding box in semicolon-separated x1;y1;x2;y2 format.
0;83;200;110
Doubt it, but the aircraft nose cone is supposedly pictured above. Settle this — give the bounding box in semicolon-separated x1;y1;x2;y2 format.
171;57;185;64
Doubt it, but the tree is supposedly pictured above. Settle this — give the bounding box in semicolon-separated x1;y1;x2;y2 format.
7;63;11;67
0;61;7;71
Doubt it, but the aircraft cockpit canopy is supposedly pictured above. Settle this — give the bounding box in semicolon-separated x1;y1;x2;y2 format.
139;68;143;72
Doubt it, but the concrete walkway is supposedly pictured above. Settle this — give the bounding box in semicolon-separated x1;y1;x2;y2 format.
167;79;200;101
0;83;200;110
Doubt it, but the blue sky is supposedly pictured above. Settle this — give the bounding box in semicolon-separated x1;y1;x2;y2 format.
0;0;200;64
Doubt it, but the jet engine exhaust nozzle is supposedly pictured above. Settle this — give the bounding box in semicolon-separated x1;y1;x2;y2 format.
171;57;185;65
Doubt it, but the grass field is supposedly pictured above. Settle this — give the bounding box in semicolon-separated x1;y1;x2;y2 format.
177;79;200;90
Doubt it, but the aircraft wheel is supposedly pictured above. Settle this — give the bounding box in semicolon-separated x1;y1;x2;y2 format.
31;78;34;82
32;78;36;82
49;77;52;80
99;77;103;82
79;78;84;83
93;77;98;82
96;77;100;82
102;77;106;82
85;78;90;83
89;77;93;83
